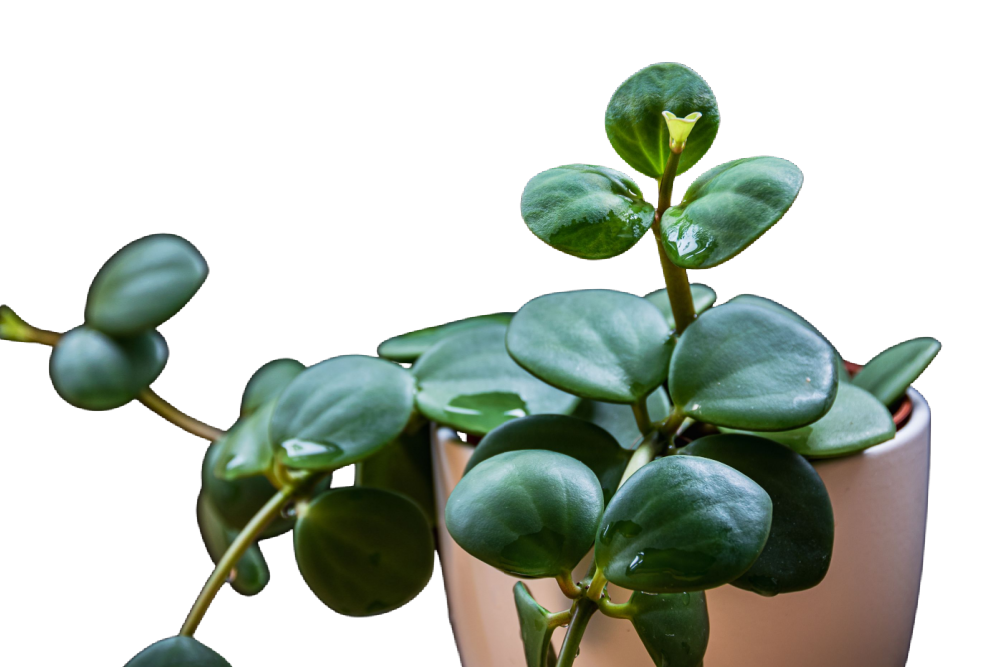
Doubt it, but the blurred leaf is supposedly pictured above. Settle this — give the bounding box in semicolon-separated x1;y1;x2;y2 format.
377;313;514;363
852;337;941;406
630;590;709;667
124;636;230;667
214;399;277;481
202;440;294;539
240;358;305;418
196;491;270;596
355;422;436;524
514;582;560;667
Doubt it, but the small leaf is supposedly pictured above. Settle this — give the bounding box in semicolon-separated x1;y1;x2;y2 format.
124;636;230;667
294;487;435;617
377;313;514;363
196;491;270;596
446;450;604;578
514;582;560;667
669;301;838;431
660;157;803;269
629;591;710;667
240;358;305;417
202;440;295;539
49;326;168;411
355;422;436;524
520;165;655;259
684;435;834;595
852;337;941;407
270;355;416;471
572;387;672;449
506;290;673;404
595;455;772;593
605;63;720;178
85;234;208;336
464;414;629;505
644;283;717;331
412;323;579;435
214;399;277;481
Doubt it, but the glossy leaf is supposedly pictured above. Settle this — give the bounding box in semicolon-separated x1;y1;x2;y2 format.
202;440;295;539
684;435;834;595
644;283;717;331
464;414;629;505
294;487;435;617
240;358;305;417
196;491;270;596
446;450;604;578
669;302;838;431
355;422;436;523
731;384;896;459
595;455;772;593
507;290;673;404
85;234;208;336
214;399;277;481
520;165;655;259
572;387;671;449
853;337;941;407
124;636;230;667
605;63;720;178
412;323;579;435
514;582;559;667
660;157;803;269
270;355;415;471
49;326;167;410
629;591;709;667
377;313;514;363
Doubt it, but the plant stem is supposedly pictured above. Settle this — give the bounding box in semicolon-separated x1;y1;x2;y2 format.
630;399;653;436
555;598;598;667
649;151;697;335
586;570;607;602
619;407;687;489
596;596;632;620
556;571;583;599
0;306;60;346
137;389;226;442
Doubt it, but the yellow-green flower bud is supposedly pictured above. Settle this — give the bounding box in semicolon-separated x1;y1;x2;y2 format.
663;111;702;154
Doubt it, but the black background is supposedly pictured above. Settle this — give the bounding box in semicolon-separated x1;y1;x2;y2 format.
0;43;954;665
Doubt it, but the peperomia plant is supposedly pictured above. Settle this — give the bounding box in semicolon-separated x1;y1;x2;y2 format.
0;62;940;667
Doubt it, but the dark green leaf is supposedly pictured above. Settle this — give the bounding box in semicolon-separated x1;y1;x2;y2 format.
377;313;514;363
214;399;277;481
240;358;305;417
852;337;941;406
520;165;655;259
124;636;230;667
595;455;772;593
506;290;673;404
660;157;803;269
202;440;295;539
49;326;167;411
446;450;604;578
644;283;716;331
355;422;436;524
605;63;720;178
572;387;672;449
683;435;834;595
294;487;434;617
196;491;270;596
629;591;709;667
514;582;560;667
669;302;838;431
85;234;208;336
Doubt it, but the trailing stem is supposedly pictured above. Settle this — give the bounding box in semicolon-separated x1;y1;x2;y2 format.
554;597;598;667
649;151;697;335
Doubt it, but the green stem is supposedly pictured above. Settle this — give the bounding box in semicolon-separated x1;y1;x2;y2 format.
556;571;583;599
586;570;607;602
555;598;598;667
0;306;60;346
649;151;697;335
137;389;226;442
619;407;686;489
631;399;653;436
596;596;633;620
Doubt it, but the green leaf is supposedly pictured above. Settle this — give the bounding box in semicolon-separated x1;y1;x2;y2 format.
853;337;941;407
464;414;629;505
669;301;838;431
214;399;277;481
202;440;295;539
644;283;717;331
270;355;416;471
629;591;710;667
124;636;230;667
605;63;720;178
683;435;834;595
446;450;604;578
412;323;579;435
196;491;270;597
294;487;435;617
595;455;772;593
506;290;673;404
520;165;655;259
514;582;560;667
48;326;167;411
85;234;208;336
660;157;803;269
240;358;305;417
355;422;436;524
729;384;896;459
377;313;514;363
572;387;672;449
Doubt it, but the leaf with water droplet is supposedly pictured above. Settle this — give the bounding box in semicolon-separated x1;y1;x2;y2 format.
572;387;671;449
124;636;230;667
196;491;270;596
240;358;305;418
355;422;436;524
377;312;515;363
644;283;717;332
514;582;560;667
852;337;941;407
629;590;709;667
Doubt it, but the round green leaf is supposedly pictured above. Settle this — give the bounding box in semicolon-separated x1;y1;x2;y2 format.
49;326;167;411
684;435;834;595
202;440;295;539
465;414;629;505
213;399;277;481
355;422;436;524
124;636;230;667
629;591;709;667
294;486;434;617
85;234;208;336
377;312;514;363
507;290;673;404
240;358;305;417
572;387;672;449
412;323;579;435
660;157;804;269
514;582;559;667
520;165;655;259
852;337;941;407
270;355;416;471
644;283;717;331
605;62;720;178
446;450;604;578
196;491;270;597
669;301;838;431
595;455;772;593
